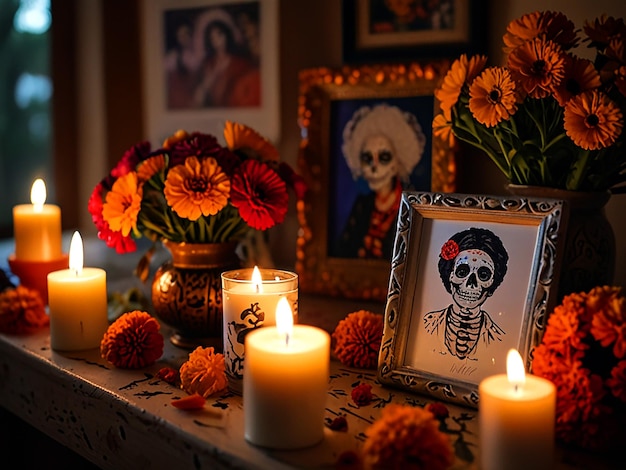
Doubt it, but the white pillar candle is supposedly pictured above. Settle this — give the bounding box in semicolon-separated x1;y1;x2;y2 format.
47;231;109;351
479;349;556;470
13;178;62;261
222;267;298;390
244;298;329;449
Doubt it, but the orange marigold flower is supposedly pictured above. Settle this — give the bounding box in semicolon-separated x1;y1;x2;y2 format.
469;67;518;127
435;54;488;112
0;285;48;334
583;15;626;50
102;172;143;236
591;311;624;356
432;110;454;146
503;10;579;54
540;297;588;353
164;156;230;220
179;346;228;397
607;360;626;402
507;37;566;99
230;159;288;230
362;404;454;470
332;310;384;369
554;55;602;106
100;310;164;369
224;120;280;162
162;129;190;149
136;153;166;183
564;90;624;150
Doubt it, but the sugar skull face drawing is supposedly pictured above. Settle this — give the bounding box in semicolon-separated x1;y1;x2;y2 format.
449;249;495;310
424;227;509;360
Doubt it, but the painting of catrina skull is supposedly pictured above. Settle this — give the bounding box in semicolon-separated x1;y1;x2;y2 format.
423;227;509;360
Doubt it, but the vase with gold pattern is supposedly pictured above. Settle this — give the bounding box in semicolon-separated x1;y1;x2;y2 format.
152;240;241;349
506;184;615;301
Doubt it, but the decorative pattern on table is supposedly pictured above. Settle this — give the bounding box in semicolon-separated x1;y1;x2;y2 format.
325;366;478;469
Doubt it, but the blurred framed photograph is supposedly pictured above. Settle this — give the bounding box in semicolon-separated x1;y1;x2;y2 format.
377;192;566;407
295;61;455;302
141;0;279;145
342;0;488;63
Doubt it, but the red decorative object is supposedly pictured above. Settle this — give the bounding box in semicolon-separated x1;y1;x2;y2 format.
351;383;374;407
532;285;626;451
7;254;68;305
332;310;383;369
100;310;164;369
157;367;180;385
171;393;206;410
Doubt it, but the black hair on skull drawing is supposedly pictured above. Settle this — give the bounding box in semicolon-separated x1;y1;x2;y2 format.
424;227;509;360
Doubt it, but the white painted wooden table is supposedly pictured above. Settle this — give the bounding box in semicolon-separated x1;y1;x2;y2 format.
0;236;618;469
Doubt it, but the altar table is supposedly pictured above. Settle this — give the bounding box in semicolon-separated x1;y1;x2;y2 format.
0;237;620;469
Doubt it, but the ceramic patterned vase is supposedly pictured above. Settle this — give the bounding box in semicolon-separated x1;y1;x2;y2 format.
151;240;241;349
506;184;615;300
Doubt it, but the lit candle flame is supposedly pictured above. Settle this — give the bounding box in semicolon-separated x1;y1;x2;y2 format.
506;348;526;394
276;297;293;346
69;231;84;276
251;265;263;293
30;178;47;212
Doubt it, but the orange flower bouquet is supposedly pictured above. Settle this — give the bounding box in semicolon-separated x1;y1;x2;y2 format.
434;11;626;192
532;286;626;452
88;122;305;277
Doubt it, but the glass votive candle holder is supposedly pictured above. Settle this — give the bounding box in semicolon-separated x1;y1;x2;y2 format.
221;268;298;394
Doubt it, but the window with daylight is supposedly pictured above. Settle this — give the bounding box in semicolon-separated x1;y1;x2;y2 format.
0;0;53;238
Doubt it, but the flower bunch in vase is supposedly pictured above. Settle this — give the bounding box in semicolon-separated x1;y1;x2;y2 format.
88;121;305;280
433;11;626;193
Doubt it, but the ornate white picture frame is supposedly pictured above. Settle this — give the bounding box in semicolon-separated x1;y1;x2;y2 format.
378;192;566;407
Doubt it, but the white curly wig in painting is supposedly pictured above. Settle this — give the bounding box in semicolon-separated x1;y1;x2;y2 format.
341;103;426;182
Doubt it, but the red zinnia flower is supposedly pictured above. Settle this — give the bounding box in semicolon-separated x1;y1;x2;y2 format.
230;159;289;231
111;141;152;179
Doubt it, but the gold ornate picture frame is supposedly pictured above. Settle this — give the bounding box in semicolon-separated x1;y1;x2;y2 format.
378;192;566;407
296;62;455;302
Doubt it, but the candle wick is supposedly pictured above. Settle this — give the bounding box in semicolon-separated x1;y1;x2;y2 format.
285;333;290;347
255;284;260;294
514;383;519;393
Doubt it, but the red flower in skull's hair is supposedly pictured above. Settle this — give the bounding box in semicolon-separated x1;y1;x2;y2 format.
440;240;459;260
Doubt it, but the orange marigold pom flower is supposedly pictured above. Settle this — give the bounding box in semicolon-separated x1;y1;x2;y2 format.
362;404;454;470
532;285;626;451
332;310;384;369
0;285;48;334
100;310;164;369
179;346;228;397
